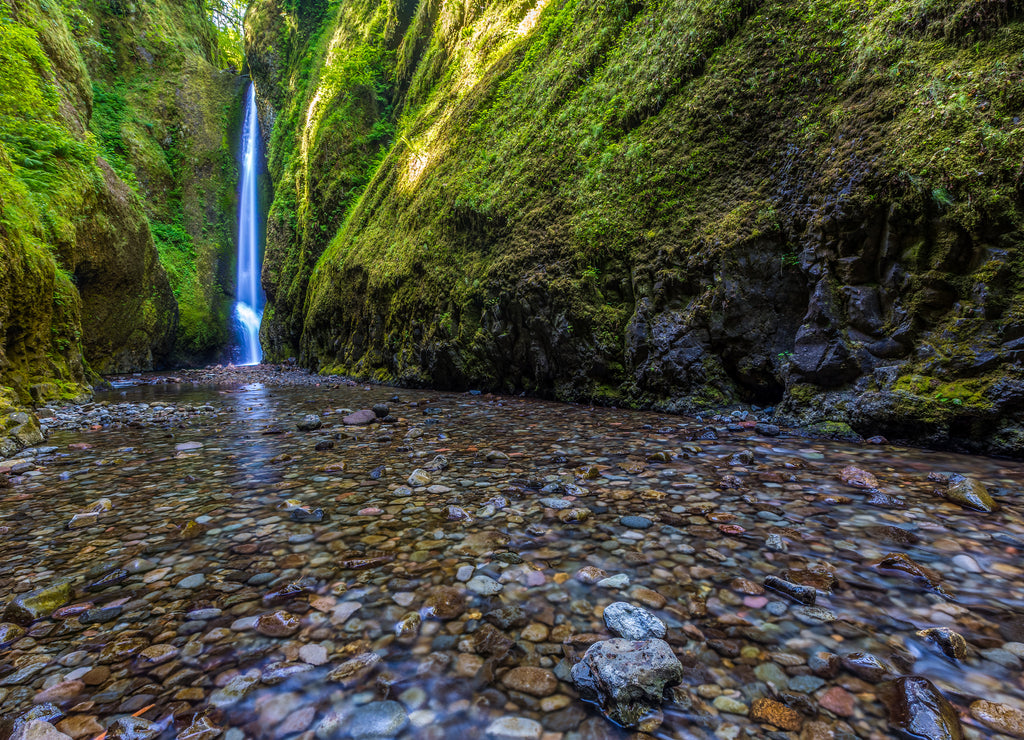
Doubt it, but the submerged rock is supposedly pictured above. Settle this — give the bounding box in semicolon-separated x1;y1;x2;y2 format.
763;575;816;605
970;699;1024;738
838;466;878;489
423;586;467;620
343;409;377;425
942;475;998;512
916;627;968;661
255;610;300;637
570;637;684;728
0;621;26;645
296;413;322;431
105;716;161;740
11;720;72;740
749;698;802;731
841;652;898;682
881;676;963;740
4;578;74;625
869;552;953;599
347;700;408;739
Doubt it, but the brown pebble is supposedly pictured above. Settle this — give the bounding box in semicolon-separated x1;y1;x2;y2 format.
501;666;559;697
630;586;667;609
255;610;300;637
33;679;84;705
56;715;104;739
750;697;803;731
82;666;110;686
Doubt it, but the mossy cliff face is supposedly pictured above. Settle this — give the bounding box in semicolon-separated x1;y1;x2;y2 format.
247;0;1024;454
0;0;243;403
74;0;246;366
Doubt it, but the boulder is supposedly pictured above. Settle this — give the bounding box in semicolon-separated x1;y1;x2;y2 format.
570;638;683;727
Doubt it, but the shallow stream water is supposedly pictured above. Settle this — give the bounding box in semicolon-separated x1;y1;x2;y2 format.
1;374;1023;739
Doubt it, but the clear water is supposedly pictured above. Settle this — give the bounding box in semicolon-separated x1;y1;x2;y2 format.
1;377;1023;739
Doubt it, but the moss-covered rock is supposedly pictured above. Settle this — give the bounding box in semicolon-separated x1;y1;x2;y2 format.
246;0;1024;454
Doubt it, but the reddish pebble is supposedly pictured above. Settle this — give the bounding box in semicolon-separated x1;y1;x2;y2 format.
358;507;383;515
818;686;855;717
743;596;768;608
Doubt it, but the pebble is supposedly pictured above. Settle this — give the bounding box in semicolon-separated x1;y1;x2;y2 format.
485;716;543;740
501;666;559;697
971;700;1024;738
467;575;503;595
347;700;408;739
713;696;749;715
749;698;802;731
176;574;206;589
255;610;301;637
299;644;328;665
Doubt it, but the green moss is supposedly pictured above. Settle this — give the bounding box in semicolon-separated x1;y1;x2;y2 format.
893;373;993;410
806;420;858;439
246;0;1024;418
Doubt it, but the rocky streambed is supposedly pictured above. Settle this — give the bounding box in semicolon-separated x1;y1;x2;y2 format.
1;369;1023;739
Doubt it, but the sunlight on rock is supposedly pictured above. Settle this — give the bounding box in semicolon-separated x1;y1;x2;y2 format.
517;0;549;36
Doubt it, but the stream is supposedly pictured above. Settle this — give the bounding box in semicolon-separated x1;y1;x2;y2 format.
1;370;1022;739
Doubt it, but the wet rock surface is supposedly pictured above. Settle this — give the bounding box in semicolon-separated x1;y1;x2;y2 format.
881;676;964;740
0;368;1022;738
571;638;683;727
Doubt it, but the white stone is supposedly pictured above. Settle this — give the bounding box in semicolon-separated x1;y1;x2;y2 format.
12;721;72;740
299;644;328;666
467;575;503;595
485;716;542;740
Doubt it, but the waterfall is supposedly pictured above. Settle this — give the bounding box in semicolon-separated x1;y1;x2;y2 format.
234;83;264;366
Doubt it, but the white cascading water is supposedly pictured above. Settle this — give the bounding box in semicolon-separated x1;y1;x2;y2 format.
234;83;264;365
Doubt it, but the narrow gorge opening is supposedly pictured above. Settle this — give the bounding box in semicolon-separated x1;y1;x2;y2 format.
234;82;266;366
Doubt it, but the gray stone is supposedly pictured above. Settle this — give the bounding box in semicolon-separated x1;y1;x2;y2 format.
467;575;502;595
619;515;652;529
348;700;408;739
297;414;322;431
176;574;206;590
602;602;666;640
570;637;683;728
343;409;377;426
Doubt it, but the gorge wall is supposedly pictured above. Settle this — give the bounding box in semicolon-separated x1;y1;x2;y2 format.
246;0;1024;454
0;0;241;427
